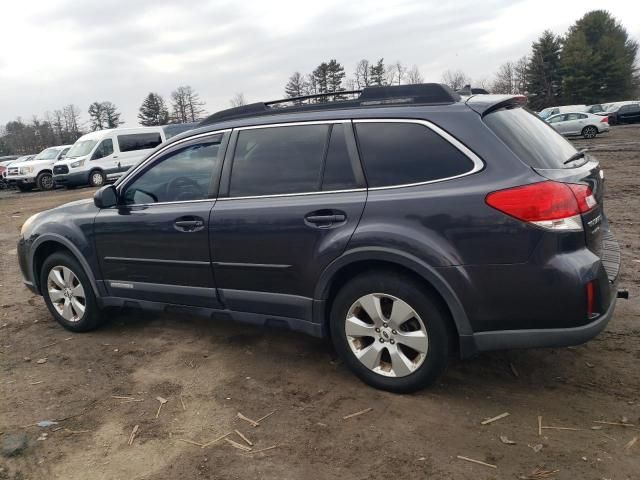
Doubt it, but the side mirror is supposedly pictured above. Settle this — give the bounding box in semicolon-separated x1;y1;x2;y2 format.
94;184;118;208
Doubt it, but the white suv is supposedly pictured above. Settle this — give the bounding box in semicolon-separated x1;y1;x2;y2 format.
6;145;71;192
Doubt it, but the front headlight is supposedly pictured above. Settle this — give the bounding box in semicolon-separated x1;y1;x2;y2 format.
20;166;33;174
70;160;85;168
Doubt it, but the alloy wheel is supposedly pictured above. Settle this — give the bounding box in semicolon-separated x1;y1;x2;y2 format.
40;174;54;190
345;293;428;377
47;265;86;322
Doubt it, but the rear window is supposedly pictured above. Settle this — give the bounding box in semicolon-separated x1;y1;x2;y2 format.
118;133;162;153
354;122;474;188
484;107;579;169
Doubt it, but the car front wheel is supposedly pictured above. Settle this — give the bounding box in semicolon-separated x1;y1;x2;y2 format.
40;252;104;332
36;172;54;191
330;271;451;393
89;170;106;187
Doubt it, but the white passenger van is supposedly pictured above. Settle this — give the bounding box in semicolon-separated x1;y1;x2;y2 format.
52;124;197;188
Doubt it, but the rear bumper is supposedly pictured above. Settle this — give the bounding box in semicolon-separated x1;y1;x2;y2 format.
470;294;616;353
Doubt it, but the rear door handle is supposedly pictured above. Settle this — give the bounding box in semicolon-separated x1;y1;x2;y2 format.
174;217;205;232
304;210;347;227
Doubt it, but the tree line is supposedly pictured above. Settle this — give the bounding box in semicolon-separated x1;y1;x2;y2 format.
284;58;424;100
442;10;638;110
0;85;208;155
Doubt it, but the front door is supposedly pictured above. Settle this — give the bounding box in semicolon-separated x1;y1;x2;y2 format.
210;122;366;321
90;138;117;176
94;132;228;307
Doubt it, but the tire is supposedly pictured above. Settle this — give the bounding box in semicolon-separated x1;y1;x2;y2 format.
88;170;106;188
40;252;104;332
330;271;451;393
581;126;598;139
16;182;34;192
36;171;54;191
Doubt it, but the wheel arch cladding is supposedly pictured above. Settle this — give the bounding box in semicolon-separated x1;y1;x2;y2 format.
315;248;473;342
31;236;100;297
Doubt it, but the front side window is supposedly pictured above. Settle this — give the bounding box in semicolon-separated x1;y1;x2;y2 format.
123;140;221;205
118;133;163;153
92;139;114;160
229;124;329;197
547;115;564;124
355;122;474;188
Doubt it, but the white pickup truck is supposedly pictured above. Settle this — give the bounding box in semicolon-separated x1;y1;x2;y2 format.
6;145;71;192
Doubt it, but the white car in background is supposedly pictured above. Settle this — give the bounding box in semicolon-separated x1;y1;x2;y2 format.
545;112;610;139
5;146;71;192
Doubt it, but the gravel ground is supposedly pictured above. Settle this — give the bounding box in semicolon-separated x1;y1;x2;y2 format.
0;125;639;479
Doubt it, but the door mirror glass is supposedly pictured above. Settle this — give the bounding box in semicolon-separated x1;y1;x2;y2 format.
94;184;118;208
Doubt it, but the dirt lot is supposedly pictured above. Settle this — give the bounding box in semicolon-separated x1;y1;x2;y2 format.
1;126;639;480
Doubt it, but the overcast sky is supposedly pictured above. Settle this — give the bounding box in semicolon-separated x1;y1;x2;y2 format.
1;0;638;126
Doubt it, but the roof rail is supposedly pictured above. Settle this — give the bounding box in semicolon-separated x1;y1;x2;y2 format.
199;83;460;126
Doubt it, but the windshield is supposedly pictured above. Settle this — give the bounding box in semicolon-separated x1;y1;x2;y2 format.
34;148;61;161
485;107;581;169
66;140;98;158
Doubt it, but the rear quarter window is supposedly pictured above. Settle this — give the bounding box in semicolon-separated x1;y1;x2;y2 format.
484;107;579;169
354;122;474;188
118;133;163;153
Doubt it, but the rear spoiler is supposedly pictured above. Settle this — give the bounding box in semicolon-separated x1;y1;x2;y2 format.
465;94;528;117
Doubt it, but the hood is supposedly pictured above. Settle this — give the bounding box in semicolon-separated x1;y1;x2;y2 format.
18;159;56;168
52;198;96;212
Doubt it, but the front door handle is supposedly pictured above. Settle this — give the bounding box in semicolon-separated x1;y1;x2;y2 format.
174;217;205;232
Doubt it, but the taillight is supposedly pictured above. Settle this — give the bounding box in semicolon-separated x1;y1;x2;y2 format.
485;181;596;231
600;116;608;123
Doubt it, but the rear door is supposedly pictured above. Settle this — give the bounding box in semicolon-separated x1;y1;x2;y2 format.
563;113;582;134
210;121;366;320
94;132;228;307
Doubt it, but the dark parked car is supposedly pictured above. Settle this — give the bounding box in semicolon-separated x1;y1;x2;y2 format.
608;102;640;125
17;84;621;392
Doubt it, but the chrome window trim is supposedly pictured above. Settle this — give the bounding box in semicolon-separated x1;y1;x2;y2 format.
353;118;484;191
117;117;484;205
117;129;231;192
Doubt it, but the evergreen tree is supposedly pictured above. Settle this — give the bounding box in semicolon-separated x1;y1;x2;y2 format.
88;102;106;131
312;62;330;101
102;102;123;128
138;93;169;126
327;59;346;95
369;58;387;86
561;10;638;104
526;30;563;110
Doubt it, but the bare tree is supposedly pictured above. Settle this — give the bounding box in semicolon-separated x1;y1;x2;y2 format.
171;86;206;123
354;59;371;89
492;56;528;94
441;69;471;91
230;93;247;107
405;65;424;84
284;72;307;99
62;104;82;142
387;61;407;85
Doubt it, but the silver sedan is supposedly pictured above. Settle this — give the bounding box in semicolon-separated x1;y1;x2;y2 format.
545;112;610;139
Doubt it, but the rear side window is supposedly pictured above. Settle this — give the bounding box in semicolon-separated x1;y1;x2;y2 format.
322;124;358;191
118;133;162;153
354;122;474;188
230;125;328;197
484;107;579;169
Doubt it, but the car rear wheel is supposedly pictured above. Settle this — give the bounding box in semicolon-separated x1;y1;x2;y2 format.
40;252;104;332
330;271;451;393
582;126;597;139
89;170;105;187
36;172;54;191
